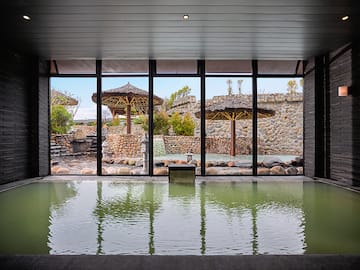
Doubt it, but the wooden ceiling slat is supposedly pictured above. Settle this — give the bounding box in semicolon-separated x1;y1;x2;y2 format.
2;0;357;60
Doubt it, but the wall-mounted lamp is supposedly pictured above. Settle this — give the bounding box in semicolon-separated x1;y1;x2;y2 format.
338;86;350;96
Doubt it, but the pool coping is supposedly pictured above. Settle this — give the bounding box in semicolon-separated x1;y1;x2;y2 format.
0;175;311;191
2;176;360;195
0;254;359;270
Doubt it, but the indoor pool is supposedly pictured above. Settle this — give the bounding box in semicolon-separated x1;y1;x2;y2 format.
0;181;359;255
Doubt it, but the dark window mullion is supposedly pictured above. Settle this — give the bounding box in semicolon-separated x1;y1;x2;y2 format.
252;60;258;176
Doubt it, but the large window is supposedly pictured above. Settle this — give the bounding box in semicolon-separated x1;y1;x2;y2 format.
49;60;304;176
101;77;149;175
50;77;97;175
205;77;253;175
153;77;201;175
257;78;303;175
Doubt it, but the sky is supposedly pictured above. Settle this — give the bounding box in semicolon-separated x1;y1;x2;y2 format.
51;77;303;120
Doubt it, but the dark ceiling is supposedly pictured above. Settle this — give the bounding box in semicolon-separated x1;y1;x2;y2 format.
1;0;359;60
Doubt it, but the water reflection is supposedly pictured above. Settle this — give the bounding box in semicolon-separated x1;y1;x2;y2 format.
0;182;77;254
200;183;206;254
1;181;360;254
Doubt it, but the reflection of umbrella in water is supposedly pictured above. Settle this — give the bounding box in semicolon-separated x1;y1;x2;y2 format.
195;99;275;156
92;83;163;134
93;184;161;254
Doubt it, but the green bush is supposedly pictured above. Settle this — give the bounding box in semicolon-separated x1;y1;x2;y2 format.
154;111;170;135
112;115;120;126
51;105;74;134
170;112;195;136
133;117;143;125
87;121;96;126
138;112;170;135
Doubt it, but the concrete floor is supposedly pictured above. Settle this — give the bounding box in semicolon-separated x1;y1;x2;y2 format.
1;175;359;270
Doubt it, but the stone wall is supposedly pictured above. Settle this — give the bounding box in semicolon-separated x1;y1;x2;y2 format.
163;136;200;154
106;134;142;158
170;93;303;156
72;125;96;139
163;136;253;155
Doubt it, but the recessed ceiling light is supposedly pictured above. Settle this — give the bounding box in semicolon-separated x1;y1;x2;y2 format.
183;14;189;20
342;15;349;21
22;15;31;21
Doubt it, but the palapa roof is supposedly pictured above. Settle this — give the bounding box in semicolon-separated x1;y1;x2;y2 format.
51;89;78;106
92;82;163;114
195;98;275;120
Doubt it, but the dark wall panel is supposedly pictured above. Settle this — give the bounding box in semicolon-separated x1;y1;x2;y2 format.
303;60;316;177
38;60;50;176
0;48;49;184
352;43;360;186
305;42;360;186
328;47;353;184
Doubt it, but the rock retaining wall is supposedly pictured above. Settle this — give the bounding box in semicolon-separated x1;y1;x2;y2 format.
163;136;253;155
106;134;142;158
170;93;303;156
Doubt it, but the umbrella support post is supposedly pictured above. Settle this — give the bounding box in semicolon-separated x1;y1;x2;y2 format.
126;104;131;134
230;119;236;156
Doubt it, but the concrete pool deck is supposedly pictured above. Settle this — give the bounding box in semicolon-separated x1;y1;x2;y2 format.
0;255;359;270
1;176;360;270
0;175;313;193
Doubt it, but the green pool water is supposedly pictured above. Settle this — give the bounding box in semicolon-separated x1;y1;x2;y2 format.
0;181;359;255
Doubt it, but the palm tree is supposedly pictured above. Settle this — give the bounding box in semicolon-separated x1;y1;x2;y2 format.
226;79;233;95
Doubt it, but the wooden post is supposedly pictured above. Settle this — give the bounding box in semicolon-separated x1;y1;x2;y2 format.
126;104;131;134
230;119;236;156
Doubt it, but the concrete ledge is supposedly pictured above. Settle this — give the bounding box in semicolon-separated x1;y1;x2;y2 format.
0;255;359;270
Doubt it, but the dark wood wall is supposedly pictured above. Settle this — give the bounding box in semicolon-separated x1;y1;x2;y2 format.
0;48;49;184
303;59;316;177
304;42;360;186
38;60;50;177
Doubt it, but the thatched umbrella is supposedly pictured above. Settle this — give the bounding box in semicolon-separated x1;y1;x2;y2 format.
195;98;275;156
92;83;163;134
51;89;78;106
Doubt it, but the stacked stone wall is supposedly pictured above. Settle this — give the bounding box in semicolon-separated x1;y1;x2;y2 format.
170;93;303;156
106;134;142;158
163;136;253;155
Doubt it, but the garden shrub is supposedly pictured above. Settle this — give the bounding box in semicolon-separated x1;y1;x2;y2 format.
51;105;74;134
138;111;170;135
170;112;195;136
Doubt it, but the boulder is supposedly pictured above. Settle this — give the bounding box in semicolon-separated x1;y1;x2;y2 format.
52;166;70;174
154;161;165;167
176;160;187;165
102;158;114;164
206;167;218;175
105;167;118;174
228;161;235;167
81;168;96;175
297;167;304;174
154;167;168;175
295;156;304;166
135;160;143;167
238;168;252;175
236;161;252;168
128;159;136;166
285;167;298;175
257;167;270;175
118;167;131;175
270;165;286;175
189;160;198;166
263;157;284;168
